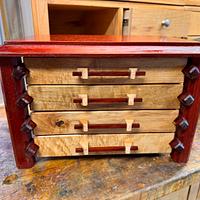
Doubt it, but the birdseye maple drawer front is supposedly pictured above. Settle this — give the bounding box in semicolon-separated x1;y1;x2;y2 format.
31;110;178;135
129;4;189;37
34;133;174;157
28;84;183;111
24;58;186;84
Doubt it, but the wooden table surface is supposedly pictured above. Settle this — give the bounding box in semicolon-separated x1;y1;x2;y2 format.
0;107;200;200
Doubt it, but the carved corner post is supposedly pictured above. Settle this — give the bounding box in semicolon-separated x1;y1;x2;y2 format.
170;58;200;163
0;57;38;169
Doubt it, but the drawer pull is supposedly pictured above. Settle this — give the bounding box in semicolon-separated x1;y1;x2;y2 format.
74;123;140;131
72;68;146;79
73;96;143;106
161;19;171;27
76;146;138;153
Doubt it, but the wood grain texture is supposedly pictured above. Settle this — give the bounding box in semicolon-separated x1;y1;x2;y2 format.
196;182;200;200
31;0;49;36
2;44;200;57
31;110;178;135
187;11;200;36
188;181;200;200
49;6;123;35
121;0;185;5
25;57;186;84
34;133;174;157
47;0;133;8
158;186;190;200
6;35;200;45
185;0;200;6
1;107;200;199
185;6;200;12
2;35;200;58
31;0;126;37
129;4;189;37
28;84;183;111
47;0;185;7
0;0;9;40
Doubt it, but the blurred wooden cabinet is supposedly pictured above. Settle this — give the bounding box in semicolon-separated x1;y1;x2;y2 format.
31;0;200;39
32;0;124;36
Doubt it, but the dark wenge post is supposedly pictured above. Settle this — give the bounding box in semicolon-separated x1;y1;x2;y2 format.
0;57;38;169
170;58;200;163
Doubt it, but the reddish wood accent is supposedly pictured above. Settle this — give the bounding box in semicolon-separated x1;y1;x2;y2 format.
0;58;38;169
73;98;143;104
74;123;140;130
174;116;189;130
16;92;33;108
25;141;39;157
182;65;200;80
12;62;29;80
4;35;200;46
1;35;200;58
72;71;146;77
169;138;184;152
1;44;200;58
21;118;37;133
76;146;139;153
171;59;200;163
178;92;195;106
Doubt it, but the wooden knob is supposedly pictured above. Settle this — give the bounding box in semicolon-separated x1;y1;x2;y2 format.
25;142;39;157
170;138;184;152
13;63;29;80
183;65;200;80
17;93;33;108
21;118;37;133
55;120;65;127
174;116;189;130
178;92;194;106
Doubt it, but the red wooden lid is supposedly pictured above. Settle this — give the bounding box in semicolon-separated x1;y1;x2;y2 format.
4;35;200;45
0;35;200;57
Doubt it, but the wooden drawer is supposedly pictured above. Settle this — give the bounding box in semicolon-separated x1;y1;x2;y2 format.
34;133;174;157
31;110;178;135
25;58;186;84
126;4;189;37
187;9;200;36
28;84;183;111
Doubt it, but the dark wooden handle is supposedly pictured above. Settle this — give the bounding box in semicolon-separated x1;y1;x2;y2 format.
73;97;142;104
72;71;146;77
76;146;138;153
74;123;140;130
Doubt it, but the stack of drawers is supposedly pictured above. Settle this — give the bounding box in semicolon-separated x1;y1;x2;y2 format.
24;57;186;157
